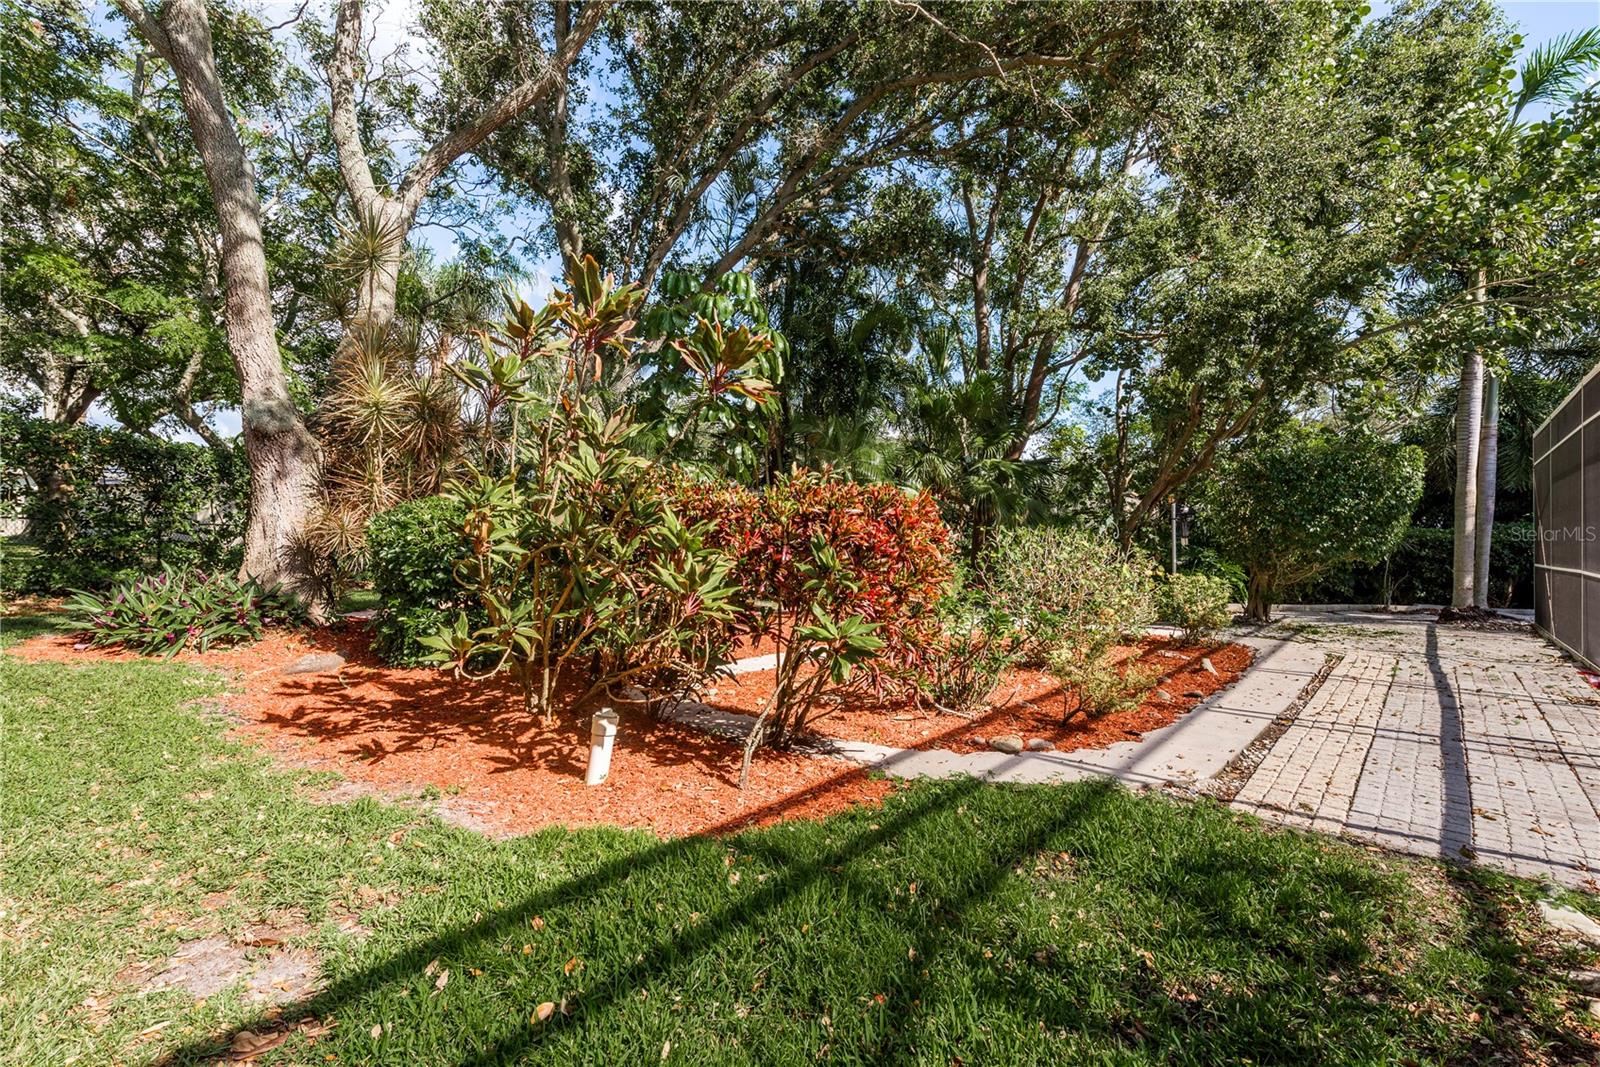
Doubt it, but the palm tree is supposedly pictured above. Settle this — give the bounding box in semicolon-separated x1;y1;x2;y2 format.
1451;28;1600;608
893;333;1048;563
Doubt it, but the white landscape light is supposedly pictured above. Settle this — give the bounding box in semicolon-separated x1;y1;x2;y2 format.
586;708;619;786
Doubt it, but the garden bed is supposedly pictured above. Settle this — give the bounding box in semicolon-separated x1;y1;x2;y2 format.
9;625;1248;840
9;624;893;839
704;638;1254;752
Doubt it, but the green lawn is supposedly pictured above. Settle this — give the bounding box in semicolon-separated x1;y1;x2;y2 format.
3;651;1597;1066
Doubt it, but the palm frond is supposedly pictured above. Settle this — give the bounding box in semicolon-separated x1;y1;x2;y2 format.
1514;27;1600;121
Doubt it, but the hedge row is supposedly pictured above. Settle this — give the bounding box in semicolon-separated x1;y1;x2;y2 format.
1281;523;1535;607
2;414;247;593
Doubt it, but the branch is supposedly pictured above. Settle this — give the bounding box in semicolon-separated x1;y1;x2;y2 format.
110;0;174;66
329;0;380;208
398;0;612;213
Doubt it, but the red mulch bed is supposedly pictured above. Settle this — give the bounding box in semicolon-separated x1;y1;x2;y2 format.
704;639;1254;753
8;625;893;839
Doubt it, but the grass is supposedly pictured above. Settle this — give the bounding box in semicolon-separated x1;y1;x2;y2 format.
3;652;1597;1066
337;587;383;614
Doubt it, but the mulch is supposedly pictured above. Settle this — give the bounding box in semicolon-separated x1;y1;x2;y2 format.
704;639;1254;753
8;624;892;839
9;625;1249;838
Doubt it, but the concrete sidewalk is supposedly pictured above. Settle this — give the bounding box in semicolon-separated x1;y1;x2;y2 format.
674;637;1325;789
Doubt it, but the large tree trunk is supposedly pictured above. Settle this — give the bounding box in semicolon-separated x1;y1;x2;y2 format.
1472;371;1499;608
115;0;323;608
1450;269;1487;608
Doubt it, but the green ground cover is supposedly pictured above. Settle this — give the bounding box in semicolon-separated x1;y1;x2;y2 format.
2;647;1596;1065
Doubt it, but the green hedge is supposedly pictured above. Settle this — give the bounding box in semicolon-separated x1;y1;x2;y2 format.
365;495;481;665
2;414;247;593
1283;523;1534;607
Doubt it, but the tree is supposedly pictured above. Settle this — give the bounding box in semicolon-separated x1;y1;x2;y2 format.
1199;428;1425;622
112;0;322;605
1397;27;1600;607
1091;1;1516;550
326;0;610;340
2;2;233;436
425;0;1162;293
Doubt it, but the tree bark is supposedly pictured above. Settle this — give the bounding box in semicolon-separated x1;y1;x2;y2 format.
114;0;323;608
1244;571;1273;623
1450;269;1487;608
1472;371;1500;608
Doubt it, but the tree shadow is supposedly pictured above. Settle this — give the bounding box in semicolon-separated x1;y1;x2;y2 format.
154;772;1062;1065
246;631;754;786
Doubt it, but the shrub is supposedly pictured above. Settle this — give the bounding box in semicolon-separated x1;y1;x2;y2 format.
1276;523;1533;608
422;258;764;729
982;526;1155;666
911;589;1018;716
66;568;304;657
366;495;476;665
1;413;247;593
1049;645;1160;718
664;467;956;757
665;469;953;646
1197;426;1424;621
1156;572;1234;642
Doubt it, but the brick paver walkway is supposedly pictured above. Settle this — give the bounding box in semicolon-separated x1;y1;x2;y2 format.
1231;609;1600;889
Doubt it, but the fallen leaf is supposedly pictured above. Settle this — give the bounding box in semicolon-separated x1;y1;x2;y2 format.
530;916;545;931
228;1028;290;1058
563;956;583;976
433;969;450;992
522;944;532;955
423;958;440;977
661;1038;672;1060
370;1024;382;1040
534;1002;555;1022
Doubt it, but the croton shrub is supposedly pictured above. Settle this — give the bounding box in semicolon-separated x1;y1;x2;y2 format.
663;469;953;675
662;468;953;774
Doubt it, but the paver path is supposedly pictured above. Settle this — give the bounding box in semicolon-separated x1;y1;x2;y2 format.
690;608;1598;888
1231;609;1600;889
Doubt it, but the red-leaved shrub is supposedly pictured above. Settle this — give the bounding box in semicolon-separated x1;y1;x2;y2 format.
662;468;954;693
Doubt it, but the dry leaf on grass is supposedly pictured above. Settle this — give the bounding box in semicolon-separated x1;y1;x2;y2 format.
227;1028;289;1059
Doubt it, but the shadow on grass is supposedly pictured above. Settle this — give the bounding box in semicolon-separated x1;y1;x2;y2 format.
156;771;1052;1064
146;769;1598;1065
0;607;73;648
